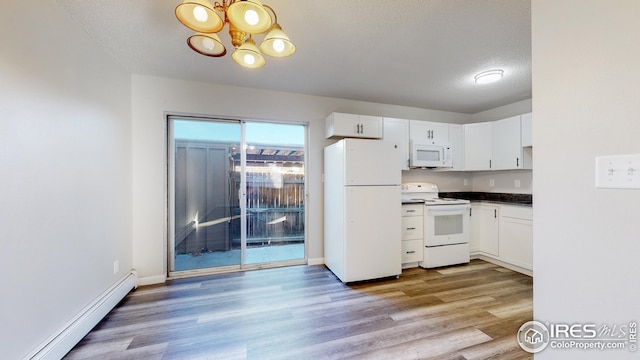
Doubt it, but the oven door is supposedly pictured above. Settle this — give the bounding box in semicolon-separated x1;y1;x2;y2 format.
424;204;470;246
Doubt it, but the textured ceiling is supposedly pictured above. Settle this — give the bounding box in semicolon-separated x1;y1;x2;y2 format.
56;0;531;114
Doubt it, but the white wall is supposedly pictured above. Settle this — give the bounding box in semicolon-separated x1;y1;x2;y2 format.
471;98;532;123
533;1;640;359
402;169;533;194
131;75;470;283
471;170;533;194
0;2;132;359
402;170;471;192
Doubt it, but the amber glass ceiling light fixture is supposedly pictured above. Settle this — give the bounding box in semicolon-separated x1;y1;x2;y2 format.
176;0;295;69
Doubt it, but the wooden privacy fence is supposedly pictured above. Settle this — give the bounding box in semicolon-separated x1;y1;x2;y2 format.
230;170;305;246
174;139;305;254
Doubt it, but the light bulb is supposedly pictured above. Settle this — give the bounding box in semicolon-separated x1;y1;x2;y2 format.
272;39;285;53
244;54;256;65
193;5;208;22
202;37;215;51
244;9;259;25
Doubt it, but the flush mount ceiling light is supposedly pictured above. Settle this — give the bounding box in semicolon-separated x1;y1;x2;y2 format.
175;0;295;69
474;69;504;84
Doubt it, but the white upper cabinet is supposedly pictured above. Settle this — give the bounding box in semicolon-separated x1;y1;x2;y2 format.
521;112;532;147
448;124;465;170
383;117;410;170
464;114;529;171
492;116;524;170
464;122;492;171
326;112;383;139
409;120;449;144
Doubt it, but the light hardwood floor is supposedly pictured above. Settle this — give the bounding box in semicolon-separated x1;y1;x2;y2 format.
64;260;533;359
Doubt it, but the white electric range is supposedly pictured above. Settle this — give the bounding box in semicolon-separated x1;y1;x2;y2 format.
401;182;470;268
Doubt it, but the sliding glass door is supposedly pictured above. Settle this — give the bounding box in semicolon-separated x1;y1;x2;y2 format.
168;117;306;275
244;122;306;264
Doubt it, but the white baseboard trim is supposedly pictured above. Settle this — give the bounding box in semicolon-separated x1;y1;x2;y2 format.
28;270;137;360
471;254;533;277
136;274;167;287
307;257;324;266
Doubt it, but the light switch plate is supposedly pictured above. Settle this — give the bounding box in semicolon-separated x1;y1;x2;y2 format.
595;154;640;189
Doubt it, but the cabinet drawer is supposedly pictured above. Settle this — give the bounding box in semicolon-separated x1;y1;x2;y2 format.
402;240;423;263
402;204;423;216
401;216;423;240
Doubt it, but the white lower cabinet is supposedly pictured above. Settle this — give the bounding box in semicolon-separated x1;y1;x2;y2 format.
499;206;533;271
470;202;533;274
402;240;423;264
469;204;499;257
401;204;423;265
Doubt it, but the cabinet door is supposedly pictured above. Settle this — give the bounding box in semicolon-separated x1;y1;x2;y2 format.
499;216;533;270
521;113;532;147
448;124;464;170
409;120;449;144
464;122;492;171
358;115;383;138
469;205;480;253
492;116;523;170
326;113;383;139
471;205;499;256
383;118;410;170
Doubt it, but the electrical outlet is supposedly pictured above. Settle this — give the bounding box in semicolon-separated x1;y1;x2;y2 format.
113;260;119;274
515;179;521;188
489;179;495;187
463;178;469;186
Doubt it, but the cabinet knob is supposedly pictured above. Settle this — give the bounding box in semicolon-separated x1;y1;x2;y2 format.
406;251;416;254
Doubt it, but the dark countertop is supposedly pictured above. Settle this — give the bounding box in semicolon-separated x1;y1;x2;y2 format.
402;200;425;205
439;192;532;206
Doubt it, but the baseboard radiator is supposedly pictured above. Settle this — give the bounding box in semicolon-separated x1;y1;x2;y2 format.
28;270;137;360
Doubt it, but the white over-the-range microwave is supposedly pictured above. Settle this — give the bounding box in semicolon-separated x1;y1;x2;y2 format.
409;140;453;168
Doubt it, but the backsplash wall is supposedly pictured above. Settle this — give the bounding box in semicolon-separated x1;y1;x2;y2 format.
402;169;533;194
471;170;533;194
402;169;470;192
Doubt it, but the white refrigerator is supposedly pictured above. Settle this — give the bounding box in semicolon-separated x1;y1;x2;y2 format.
324;138;402;282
